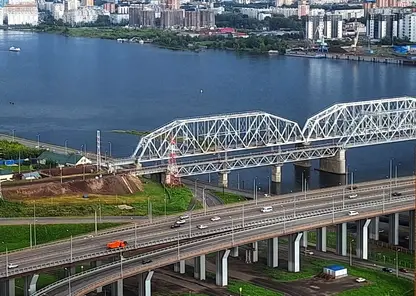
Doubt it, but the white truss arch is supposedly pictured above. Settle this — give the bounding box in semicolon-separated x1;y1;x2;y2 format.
132;111;304;162
302;96;416;147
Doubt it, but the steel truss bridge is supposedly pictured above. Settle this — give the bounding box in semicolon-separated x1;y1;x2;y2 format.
110;96;416;176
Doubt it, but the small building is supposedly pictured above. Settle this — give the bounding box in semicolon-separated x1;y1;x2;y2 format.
37;151;92;167
21;172;41;180
323;265;348;279
0;169;14;181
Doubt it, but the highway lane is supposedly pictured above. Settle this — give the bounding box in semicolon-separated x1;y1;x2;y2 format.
0;217;143;225
34;197;416;296
0;178;413;276
2;181;414;279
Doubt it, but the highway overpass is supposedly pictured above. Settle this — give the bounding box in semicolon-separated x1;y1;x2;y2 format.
0;176;414;296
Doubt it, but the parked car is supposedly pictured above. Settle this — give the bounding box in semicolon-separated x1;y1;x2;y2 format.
399;268;408;273
382;267;394;273
348;210;359;216
355;277;366;283
392;192;402;197
210;216;221;222
171;223;181;229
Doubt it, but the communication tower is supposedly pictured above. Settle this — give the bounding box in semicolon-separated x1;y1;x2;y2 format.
165;137;181;186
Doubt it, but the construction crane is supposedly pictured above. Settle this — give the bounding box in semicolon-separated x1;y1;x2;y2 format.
350;20;360;53
315;24;328;53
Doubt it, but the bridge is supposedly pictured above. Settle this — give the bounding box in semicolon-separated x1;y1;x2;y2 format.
110;96;416;185
0;177;415;296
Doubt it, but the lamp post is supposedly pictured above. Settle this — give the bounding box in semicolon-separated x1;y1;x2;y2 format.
36;134;40;148
396;248;400;278
267;176;271;196
342;187;345;209
282;205;286;233
349;239;354;266
242;204;245;229
202;187;207;215
108;141;112;157
12;129;15;142
230;216;234;245
70;235;73;263
177;230;180;260
5;247;8;277
64;140;68;154
237;172;240;190
332;196;335;223
134;223;138;248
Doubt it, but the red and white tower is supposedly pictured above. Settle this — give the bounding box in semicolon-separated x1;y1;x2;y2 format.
165;137;181;186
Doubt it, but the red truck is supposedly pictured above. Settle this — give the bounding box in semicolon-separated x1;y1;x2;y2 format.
107;240;128;249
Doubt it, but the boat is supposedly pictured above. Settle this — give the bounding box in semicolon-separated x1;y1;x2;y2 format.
9;46;20;52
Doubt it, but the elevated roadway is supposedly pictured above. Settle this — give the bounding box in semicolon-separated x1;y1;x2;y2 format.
0;177;413;281
34;189;416;296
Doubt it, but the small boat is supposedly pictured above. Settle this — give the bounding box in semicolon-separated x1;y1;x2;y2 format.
9;46;20;52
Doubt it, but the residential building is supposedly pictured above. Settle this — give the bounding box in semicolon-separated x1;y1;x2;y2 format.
110;13;128;24
0;8;3;25
160;9;184;28
400;13;416;42
63;7;109;25
324;13;343;39
306;14;323;40
51;2;64;19
117;5;128;14
5;0;38;26
37;151;92;167
298;0;310;18
166;0;179;10
367;12;400;39
129;6;155;27
103;2;115;13
200;9;214;28
81;0;93;6
64;0;77;11
184;10;200;29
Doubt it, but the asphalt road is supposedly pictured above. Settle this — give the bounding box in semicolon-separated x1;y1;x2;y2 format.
1;177;414;288
0;217;144;225
35;196;416;296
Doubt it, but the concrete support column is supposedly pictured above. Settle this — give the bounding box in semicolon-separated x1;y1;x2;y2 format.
230;246;239;258
336;223;347;256
0;279;15;296
218;172;229;188
138;271;154;296
388;213;399;246
293;143;312;168
271;165;282;183
409;210;415;251
288;232;302;272
91;261;103;292
267;237;279;268
319;149;346;174
316;227;327;252
369;216;380;241
193;255;206;281
173;260;185;274
216;249;231;286
252;242;258;263
356;219;371;260
301;231;308;248
23;274;39;296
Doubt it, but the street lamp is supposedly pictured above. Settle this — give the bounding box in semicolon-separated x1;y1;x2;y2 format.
108;141;112;157
134;223;138;248
36;134;40;148
242;204;245;229
176;230;180;260
70;235;73;263
64;139;68;154
229;216;234;245
12;129;15;142
202;187;207;215
395;248;400;278
281;205;286;233
349;239;355;266
237;172;240;190
267;176;271;196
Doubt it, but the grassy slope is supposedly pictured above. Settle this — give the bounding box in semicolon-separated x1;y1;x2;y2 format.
228;280;283;296
211;191;246;204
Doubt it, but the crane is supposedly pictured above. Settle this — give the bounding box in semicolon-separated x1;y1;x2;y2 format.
350;20;360;53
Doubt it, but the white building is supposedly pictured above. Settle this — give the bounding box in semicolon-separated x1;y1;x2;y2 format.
332;8;364;20
116;5;128;14
65;0;78;11
110;13;128;24
63;7;109;25
0;8;3;25
400;13;416;42
306;13;343;40
5;0;39;26
51;2;64;20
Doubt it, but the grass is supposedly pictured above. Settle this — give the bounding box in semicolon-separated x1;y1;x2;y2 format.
263;258;412;295
0;179;194;217
228;280;283;296
0;223;123;251
0;164;32;172
211;191;246;204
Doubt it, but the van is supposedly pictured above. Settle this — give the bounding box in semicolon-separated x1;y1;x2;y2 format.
261;206;273;213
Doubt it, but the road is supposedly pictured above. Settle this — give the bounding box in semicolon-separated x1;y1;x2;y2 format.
33;194;416;296
0;216;144;225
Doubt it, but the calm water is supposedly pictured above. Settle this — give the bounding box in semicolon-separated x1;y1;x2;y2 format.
1;30;416;192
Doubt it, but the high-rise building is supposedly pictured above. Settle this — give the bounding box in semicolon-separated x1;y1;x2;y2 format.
366;13;400;39
184;10;200;29
165;0;179;10
0;8;3;24
129;6;155;27
81;0;94;7
400;13;416;42
160;9;184;28
324;13;343;39
5;0;38;25
200;9;214;28
64;0;77;11
306;15;323;40
298;0;310;18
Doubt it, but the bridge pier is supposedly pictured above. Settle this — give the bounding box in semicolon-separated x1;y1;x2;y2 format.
336;223;347;256
173;260;186;274
288;232;302;272
138;271;154;296
194;255;206;280
356;219;371;260
218;172;229;188
388;213;399;245
216;249;230;286
293;143;312;168
23;274;38;296
267;237;279;268
301;231;308;248
251;242;259;262
111;279;123;296
369;217;379;241
230;246;239;258
271;165;282;183
316;227;327;252
319;149;346;175
409;210;415;251
0;278;15;296
91;261;103;292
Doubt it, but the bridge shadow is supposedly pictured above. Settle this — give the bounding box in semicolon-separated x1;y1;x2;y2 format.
317;170;346;189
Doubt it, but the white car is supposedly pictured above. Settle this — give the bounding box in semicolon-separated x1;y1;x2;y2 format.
348;210;359;216
261;206;273;213
197;224;208;229
179;215;189;220
303;249;314;255
210;216;221;222
349;194;358;199
355;277;366;283
264;194;270;197
8;263;18;269
176;219;186;225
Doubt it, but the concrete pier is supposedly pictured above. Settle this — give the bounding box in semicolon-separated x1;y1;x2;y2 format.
252;242;259;262
111;279;124;296
271;165;282;183
91;261;103;292
0;279;15;296
319;149;346;174
293;143;311;168
369;216;379;241
388;213;399;246
316;227;327;252
267;237;279;268
24;274;38;296
194;255;206;281
288;233;302;272
356;219;371;260
173;260;186;274
230;246;239;258
216;250;231;286
218;172;229;188
301;231;308;248
409;210;415;251
137;271;154;296
336;223;347;256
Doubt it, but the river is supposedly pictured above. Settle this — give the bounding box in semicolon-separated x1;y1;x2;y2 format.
1;29;416;193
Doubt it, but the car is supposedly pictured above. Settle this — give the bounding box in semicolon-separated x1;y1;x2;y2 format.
7;263;18;269
382;267;394;273
378;229;385;233
348;194;358;199
355;277;366;283
197;224;208;229
399;268;408;273
261;206;273;213
348;210;359;216
264;193;270;197
175;219;186;225
142;259;152;264
347;186;358;190
302;249;314;255
171;223;181;229
179;215;189;220
405;236;409;240
210;216;221;222
392;192;402;197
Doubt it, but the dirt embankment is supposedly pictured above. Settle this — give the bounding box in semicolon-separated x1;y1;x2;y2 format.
4;174;143;200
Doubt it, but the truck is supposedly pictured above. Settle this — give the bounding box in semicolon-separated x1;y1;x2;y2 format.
107;240;128;249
